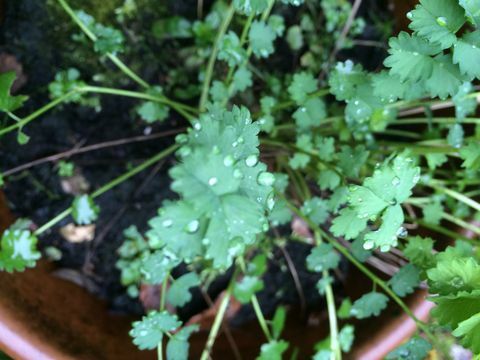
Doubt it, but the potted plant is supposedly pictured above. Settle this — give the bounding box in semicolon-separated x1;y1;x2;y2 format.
1;0;480;358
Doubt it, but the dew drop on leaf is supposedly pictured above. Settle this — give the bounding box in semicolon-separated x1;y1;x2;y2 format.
193;122;202;130
162;219;173;228
257;172;275;186
392;176;401;186
436;16;448;27
245;154;259;167
186;220;200;233
396;226;408;238
208;177;218;186
233;169;244;179
224;155;235;167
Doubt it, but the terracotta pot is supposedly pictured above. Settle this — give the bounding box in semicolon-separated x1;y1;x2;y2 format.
0;189;437;360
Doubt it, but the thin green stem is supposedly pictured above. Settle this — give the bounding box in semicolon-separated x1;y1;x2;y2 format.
79;85;196;121
391;117;480;126
200;292;231;360
33;144;179;236
157;271;171;360
0;90;78;137
56;0;150;89
199;3;236;112
251;295;273;341
428;182;480;213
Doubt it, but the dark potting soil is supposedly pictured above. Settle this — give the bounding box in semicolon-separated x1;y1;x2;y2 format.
0;0;392;323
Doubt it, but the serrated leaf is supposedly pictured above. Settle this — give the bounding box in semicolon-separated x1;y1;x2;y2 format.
453;82;477;119
71;195;100;225
93;25;125;54
460;140;480;170
48;68;85;102
422;201;443;225
249;21;276;58
130;311;181;350
403;236;436;270
388;264;421;297
306;243;340;272
289;153;310;169
137;102;169;123
371;72;408;103
218;31;247;67
350;292;389;319
427;258;480;295
453;31;480;79
425;54;464;99
452;312;480;354
234;0;269;15
234;276;264;304
232;66;253;92
351;236;372;262
257;340;289;360
386;336;432;360
408;0;465;49
329;60;368;101
288;72;318;105
0;229;41;272
337;298;352;319
363;204;405;252
0;71;28;112
384;32;442;82
459;0;480;26
167;272;201;307
318;170;341;191
293;98;326;130
301;197;329;225
330;208;368;240
339;325;355;352
141;250;180;285
166;325;199;360
337;145;369;178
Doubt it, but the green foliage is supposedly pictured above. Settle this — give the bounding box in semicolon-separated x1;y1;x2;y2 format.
306;243;340;272
257;340;289;360
166;272;201;307
130;311;182;350
350;292;389;319
388;264;421;297
233;275;264;304
57;160;75;177
166;325;199;360
0;228;40;272
249;21;277;58
0;72;28;112
386;336;432;360
71;194;100;225
136;87;169;123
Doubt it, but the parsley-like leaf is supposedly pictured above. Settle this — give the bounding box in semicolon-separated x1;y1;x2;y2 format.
167;272;201;307
388;263;421;297
0;71;28;112
71;195;100;225
130;311;181;350
0;229;41;272
350;292;389;319
306;243;340;272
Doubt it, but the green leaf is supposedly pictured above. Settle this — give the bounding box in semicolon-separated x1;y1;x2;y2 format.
268;15;285;37
460;140;480;170
363;204;405;252
0;71;28;112
152;17;192;39
232;67;253;93
301;197;329;225
48;68;85;102
452;312;480;354
167;272;201;307
422;201;443;225
58;160;75;177
209;81;229;104
431;290;480;329
408;0;465;49
93;25;125;54
136;86;169;123
289;153;310;170
288;72;318;105
218;31;247;67
17;130;30;145
425;153;448;170
257;340;289;360
403;236;436;270
318;170;341;191
384;32;442;82
71;195;100;225
306;244;340;272
453;82;477;119
286;25;303;50
271;307;286;340
130;311;181;350
351;236;372;262
337;298;352;319
350;292;389;319
337;145;369;178
453;31;480;79
0;229;41;272
247;254;268;276
234;0;269;15
339;325;355;352
330;208;368;240
459;0;480;26
233;276;264;304
329;60;368;101
447;123;464;148
371;72;408;102
425;54;464;99
427;258;480;295
166;325;199;360
388;264;421;297
386;336;432;360
316;137;335;162
249;21;276;58
292;98;326;130
141;250;180;286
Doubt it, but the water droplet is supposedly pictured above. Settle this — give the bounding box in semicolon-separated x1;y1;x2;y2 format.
363;240;374;250
257;172;275;186
202;238;210;245
175;134;188;144
436;16;448;27
224;155;235;167
245;154;258;167
193;122;202;131
396;226;408;238
380;245;391;252
162;219;173;228
237;136;244;144
267;194;275;211
232;141;239;148
212;145;220;154
186;220;200;233
139;330;149;337
406;11;413;20
208;177;218;186
450;276;464;288
233;169;244;179
392;177;401;186
178;146;191;157
262;223;269;232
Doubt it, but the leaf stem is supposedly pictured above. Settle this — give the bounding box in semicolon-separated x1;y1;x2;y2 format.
56;0;150;89
251;295;273;341
33;144;179;236
198;3;236;112
427;182;480;213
